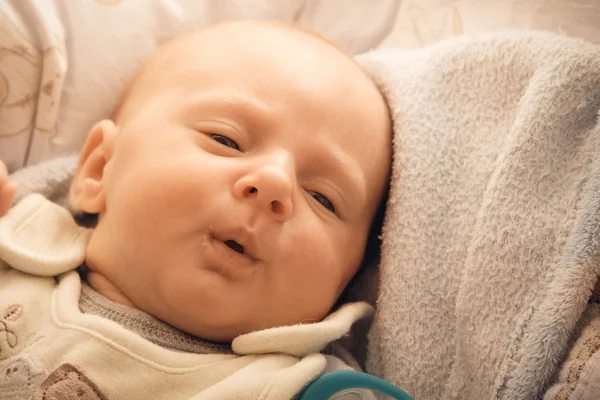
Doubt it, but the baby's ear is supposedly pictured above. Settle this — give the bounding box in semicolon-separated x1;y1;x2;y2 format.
70;120;118;214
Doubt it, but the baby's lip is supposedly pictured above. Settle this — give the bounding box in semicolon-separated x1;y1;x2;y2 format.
211;227;262;262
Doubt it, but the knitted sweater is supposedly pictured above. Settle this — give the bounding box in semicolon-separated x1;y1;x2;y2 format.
0;194;374;400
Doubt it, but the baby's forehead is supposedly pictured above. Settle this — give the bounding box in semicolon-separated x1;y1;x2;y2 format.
116;24;304;118
118;22;391;190
123;22;367;100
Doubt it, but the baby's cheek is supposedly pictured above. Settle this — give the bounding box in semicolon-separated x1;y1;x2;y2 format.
290;241;345;294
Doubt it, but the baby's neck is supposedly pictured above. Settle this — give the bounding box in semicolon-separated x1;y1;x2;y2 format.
86;271;136;308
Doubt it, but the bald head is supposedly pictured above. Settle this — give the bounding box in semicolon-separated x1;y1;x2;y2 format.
114;21;379;123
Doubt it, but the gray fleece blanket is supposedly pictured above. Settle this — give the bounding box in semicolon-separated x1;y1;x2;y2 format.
356;32;600;399
10;31;600;400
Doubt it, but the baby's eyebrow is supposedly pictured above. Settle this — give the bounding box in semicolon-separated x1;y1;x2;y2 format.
189;91;271;128
315;143;366;213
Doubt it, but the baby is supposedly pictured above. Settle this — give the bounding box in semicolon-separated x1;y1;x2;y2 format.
0;21;391;399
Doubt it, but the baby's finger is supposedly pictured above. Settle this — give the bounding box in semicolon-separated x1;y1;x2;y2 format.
0;161;7;180
0;181;17;217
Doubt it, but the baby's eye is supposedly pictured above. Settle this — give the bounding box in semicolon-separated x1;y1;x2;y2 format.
307;191;335;213
210;134;239;151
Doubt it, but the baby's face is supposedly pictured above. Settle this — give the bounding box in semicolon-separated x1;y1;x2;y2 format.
75;23;391;342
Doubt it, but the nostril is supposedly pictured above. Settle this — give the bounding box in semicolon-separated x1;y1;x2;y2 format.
244;186;258;197
270;200;283;214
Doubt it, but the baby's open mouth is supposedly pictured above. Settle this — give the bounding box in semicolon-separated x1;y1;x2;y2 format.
224;240;244;254
208;230;261;262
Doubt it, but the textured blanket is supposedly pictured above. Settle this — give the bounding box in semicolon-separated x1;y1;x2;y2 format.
356;32;600;399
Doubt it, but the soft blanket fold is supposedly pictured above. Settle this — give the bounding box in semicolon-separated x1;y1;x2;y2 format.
357;32;600;399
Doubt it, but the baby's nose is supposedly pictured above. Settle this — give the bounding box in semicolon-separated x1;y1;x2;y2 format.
234;165;293;221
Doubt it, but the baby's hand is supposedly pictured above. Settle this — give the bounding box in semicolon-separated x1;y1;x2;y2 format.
0;160;17;218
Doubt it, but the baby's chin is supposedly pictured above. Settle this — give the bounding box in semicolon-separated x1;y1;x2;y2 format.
181;323;246;344
162;315;269;343
162;310;329;343
144;306;248;343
